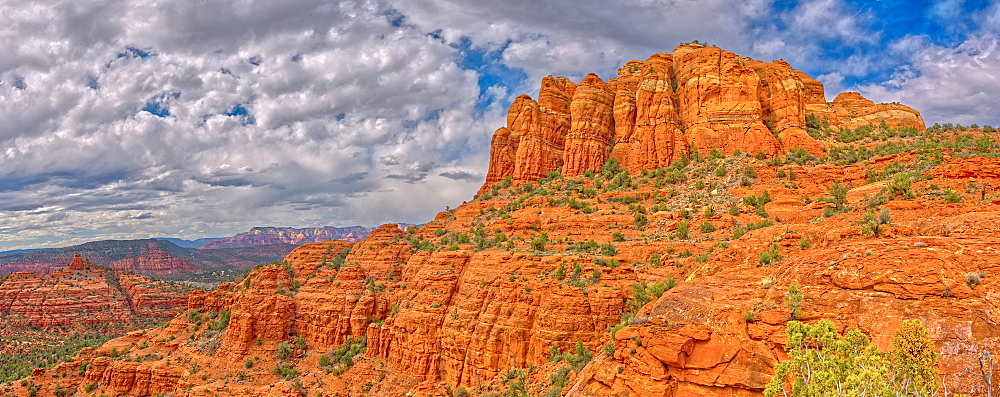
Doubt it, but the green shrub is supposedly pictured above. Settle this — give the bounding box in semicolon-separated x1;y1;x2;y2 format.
530;232;549;251
545;264;564;281
943;188;963;203
276;341;293;360
600;243;617;256
648;253;662;268
785;283;803;319
675;221;689;239
699;221;715;233
860;209;892;237
275;362;298;380
633;213;648;227
759;243;782;266
882;173;916;200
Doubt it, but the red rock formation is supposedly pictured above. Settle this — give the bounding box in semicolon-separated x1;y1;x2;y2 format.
480;44;925;193
807;92;926;132
563;74;615;176
0;255;192;331
628;53;685;170
24;150;1000;397
67;253;87;270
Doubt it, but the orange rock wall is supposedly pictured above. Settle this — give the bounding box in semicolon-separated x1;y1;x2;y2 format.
481;44;925;192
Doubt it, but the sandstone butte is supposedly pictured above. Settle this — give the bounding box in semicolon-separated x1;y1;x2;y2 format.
9;44;1000;397
0;254;193;332
482;44;924;191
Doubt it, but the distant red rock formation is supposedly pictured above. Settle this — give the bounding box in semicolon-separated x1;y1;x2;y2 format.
200;226;377;248
0;256;192;331
67;253;87;270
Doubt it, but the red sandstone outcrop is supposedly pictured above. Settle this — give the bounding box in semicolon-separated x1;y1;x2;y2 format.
0;255;192;332
806;92;926;132
20;149;1000;397
480;44;925;192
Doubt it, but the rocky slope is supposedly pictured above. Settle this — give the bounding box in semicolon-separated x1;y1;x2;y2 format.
200;226;379;249
0;239;295;282
482;43;924;191
0;254;193;332
9;46;1000;397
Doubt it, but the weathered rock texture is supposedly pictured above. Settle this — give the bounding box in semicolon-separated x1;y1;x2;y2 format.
0;254;192;331
481;44;925;192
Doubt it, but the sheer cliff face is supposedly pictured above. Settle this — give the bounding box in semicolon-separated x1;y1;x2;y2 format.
482;44;925;192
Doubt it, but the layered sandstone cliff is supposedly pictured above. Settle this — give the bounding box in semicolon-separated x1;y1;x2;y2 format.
482;44;925;192
0;254;192;331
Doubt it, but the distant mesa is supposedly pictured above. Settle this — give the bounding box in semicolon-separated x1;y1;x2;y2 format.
199;226;381;248
481;43;924;192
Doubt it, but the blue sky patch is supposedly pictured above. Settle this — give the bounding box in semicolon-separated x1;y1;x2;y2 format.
141;92;180;117
382;8;406;28
117;46;155;60
226;104;256;125
142;101;170;117
452;37;527;115
758;0;996;88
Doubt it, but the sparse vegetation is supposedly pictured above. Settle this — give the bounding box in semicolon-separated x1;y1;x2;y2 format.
785;283;804;319
765;319;938;396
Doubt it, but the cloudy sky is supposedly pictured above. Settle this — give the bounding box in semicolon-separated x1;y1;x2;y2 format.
1;0;998;251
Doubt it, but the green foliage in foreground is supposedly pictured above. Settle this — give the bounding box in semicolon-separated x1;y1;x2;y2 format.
0;333;113;383
765;319;938;397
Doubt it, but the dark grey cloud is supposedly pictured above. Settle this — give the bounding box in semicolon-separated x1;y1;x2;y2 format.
329;172;369;184
386;173;428;184
439;170;481;181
